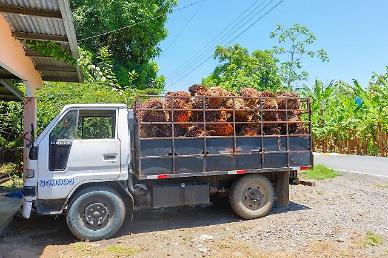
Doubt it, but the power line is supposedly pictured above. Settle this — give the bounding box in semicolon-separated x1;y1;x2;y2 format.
165;0;266;79
78;0;207;42
163;0;207;53
166;0;275;87
167;0;275;83
166;0;285;89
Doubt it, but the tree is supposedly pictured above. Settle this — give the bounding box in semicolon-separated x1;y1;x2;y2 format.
202;44;282;92
71;0;177;89
270;24;329;88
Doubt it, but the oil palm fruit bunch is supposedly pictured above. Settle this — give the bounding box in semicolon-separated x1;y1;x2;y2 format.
259;92;280;135
205;86;231;108
188;84;208;96
165;91;192;130
238;124;261;136
185;125;208;137
136;98;169;137
206;109;234;136
277;92;301;134
189;84;207;123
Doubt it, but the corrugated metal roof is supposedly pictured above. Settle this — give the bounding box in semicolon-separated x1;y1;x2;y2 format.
0;0;59;12
3;13;66;35
0;0;82;98
0;80;23;101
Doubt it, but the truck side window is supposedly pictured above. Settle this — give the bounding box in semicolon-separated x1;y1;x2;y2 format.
49;110;78;142
77;110;116;139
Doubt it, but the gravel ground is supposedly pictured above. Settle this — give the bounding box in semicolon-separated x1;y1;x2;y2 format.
0;172;387;258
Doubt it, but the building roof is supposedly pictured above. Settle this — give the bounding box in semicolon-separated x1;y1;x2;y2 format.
0;0;82;101
0;79;23;101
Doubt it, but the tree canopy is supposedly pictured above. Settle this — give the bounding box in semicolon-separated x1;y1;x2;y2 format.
270;24;329;88
71;0;177;89
202;44;282;92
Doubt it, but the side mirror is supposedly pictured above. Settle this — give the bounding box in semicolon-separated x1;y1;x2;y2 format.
29;146;38;160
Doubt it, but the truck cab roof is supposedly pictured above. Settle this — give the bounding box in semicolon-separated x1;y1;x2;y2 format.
62;104;127;109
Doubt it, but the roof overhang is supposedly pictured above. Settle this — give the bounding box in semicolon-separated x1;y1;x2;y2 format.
0;79;23;101
0;0;82;101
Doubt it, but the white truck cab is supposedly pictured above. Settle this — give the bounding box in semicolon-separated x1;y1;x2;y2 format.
23;104;130;219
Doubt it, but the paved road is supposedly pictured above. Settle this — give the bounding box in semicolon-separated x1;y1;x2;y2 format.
314;153;388;178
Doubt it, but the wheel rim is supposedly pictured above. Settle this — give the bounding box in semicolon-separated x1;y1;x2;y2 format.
81;202;110;230
242;186;265;211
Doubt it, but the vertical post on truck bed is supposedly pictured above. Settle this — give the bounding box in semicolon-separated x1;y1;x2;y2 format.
275;171;289;207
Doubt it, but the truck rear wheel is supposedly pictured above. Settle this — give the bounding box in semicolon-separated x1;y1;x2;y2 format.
66;186;126;241
229;175;274;219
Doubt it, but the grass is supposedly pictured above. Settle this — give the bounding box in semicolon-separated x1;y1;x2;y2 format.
364;231;384;247
71;242;139;257
71;242;92;253
105;244;139;256
301;164;339;180
375;183;388;189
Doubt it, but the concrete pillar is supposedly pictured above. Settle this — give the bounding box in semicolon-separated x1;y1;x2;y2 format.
275;171;289;207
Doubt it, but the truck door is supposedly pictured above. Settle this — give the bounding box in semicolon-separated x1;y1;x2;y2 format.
37;108;121;199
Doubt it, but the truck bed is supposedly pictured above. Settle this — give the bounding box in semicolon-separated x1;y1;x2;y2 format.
131;94;312;180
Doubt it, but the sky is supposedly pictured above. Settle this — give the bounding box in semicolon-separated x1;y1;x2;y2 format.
156;0;388;91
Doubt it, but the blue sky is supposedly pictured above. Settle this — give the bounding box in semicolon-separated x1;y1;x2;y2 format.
156;0;388;91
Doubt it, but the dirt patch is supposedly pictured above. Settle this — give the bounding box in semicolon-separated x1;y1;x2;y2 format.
0;173;387;257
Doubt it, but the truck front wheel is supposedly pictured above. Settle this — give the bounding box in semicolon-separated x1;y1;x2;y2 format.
229;175;274;219
66;186;126;241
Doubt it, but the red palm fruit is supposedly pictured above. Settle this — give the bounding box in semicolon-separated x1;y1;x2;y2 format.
188;84;208;96
165;91;192;129
239;87;260;107
205;86;231;108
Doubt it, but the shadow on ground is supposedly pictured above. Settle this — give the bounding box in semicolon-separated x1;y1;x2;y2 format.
0;200;310;257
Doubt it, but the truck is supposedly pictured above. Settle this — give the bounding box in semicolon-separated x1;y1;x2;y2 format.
21;94;312;240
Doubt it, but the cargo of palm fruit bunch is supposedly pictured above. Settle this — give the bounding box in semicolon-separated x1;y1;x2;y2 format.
276;92;303;134
165;91;192;131
188;85;234;137
258;91;280;135
136;98;170;138
205;109;234;136
188;84;207;124
204;87;234;136
136;85;306;137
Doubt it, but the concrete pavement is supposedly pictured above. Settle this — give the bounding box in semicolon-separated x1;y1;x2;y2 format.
314;153;388;178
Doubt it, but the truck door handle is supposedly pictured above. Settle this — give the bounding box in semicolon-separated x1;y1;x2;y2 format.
103;153;118;161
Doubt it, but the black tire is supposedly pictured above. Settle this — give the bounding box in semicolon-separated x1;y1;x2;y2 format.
229;175;274;219
66;186;126;241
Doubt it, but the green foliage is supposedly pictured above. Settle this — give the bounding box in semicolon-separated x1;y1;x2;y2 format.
78;47;119;87
270;24;329;88
36;82;127;132
71;0;176;89
301;67;388;156
302;164;339;180
202;44;282;92
0;101;23;163
26;40;77;66
0;163;18;175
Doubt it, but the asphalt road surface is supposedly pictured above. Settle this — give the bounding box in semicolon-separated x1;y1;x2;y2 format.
314;153;388;178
